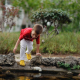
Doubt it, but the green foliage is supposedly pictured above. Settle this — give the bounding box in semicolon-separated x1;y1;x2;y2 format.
12;0;80;31
57;62;80;70
31;9;71;26
73;65;80;69
12;0;41;13
57;62;71;70
0;32;20;54
0;32;80;54
33;32;80;54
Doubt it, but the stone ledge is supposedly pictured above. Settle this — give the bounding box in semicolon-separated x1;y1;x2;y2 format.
0;53;80;77
0;63;80;74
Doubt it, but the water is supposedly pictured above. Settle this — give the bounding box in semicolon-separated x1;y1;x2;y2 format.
0;72;80;80
0;75;80;80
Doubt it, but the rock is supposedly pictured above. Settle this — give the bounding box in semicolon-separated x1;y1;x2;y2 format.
67;71;73;76
64;56;78;67
0;53;15;66
77;58;80;65
29;55;80;69
42;58;55;66
5;70;16;78
55;57;64;67
5;70;11;74
29;55;42;66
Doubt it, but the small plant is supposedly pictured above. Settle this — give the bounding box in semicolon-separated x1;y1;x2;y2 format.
57;62;71;70
73;65;80;69
57;62;80;70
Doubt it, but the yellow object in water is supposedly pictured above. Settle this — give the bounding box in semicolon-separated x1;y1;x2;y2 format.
19;76;30;80
26;77;30;80
26;53;32;60
19;76;25;80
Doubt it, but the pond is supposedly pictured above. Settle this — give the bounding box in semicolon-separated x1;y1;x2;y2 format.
0;72;80;80
1;76;80;80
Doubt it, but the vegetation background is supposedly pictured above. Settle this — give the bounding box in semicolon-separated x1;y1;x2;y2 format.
0;0;80;55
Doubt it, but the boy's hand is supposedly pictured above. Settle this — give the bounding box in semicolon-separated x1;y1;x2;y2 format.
13;47;17;53
36;53;41;56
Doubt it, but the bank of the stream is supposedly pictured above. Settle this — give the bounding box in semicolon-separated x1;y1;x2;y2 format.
0;53;80;80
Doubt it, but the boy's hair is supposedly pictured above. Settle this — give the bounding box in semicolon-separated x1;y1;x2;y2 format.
33;24;43;34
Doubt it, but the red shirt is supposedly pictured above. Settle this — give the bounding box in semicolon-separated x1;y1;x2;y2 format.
19;28;40;44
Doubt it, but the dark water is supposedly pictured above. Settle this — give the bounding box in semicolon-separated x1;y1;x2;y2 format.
0;72;80;80
1;76;80;80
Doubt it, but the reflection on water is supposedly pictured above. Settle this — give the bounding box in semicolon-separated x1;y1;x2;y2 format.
0;76;80;80
19;76;30;80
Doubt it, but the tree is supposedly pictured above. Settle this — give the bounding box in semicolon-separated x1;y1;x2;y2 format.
49;0;80;31
31;9;72;37
12;0;80;32
0;0;19;32
11;0;42;27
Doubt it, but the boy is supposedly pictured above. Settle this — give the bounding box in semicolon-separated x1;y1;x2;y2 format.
13;24;43;66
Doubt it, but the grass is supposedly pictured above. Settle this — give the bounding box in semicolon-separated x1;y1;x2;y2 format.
0;31;80;55
33;31;80;55
0;32;20;54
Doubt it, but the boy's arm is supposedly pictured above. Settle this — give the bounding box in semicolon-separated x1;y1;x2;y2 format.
13;39;20;53
36;44;41;56
36;35;41;56
36;44;40;53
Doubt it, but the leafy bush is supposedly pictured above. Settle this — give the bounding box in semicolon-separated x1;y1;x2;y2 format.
32;9;71;24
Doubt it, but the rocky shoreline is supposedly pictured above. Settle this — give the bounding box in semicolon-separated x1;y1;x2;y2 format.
0;53;80;77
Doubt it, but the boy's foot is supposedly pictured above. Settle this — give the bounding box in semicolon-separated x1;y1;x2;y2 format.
26;53;32;60
20;60;25;66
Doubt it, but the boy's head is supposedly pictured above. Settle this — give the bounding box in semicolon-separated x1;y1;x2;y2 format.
31;24;43;38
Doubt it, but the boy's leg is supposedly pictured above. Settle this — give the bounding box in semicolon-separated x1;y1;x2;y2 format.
26;40;33;60
20;39;27;66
